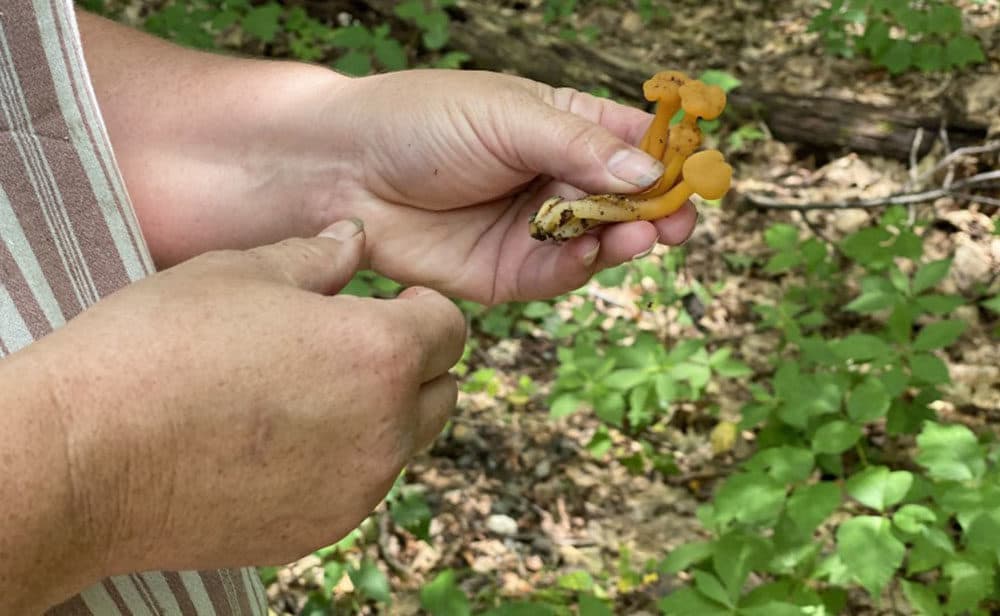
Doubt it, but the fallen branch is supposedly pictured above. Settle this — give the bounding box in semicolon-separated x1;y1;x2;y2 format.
746;169;1000;211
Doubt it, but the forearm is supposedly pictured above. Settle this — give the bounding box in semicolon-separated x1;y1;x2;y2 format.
77;11;356;266
0;347;104;612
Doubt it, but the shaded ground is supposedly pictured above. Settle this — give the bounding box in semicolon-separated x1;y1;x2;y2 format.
243;1;1000;613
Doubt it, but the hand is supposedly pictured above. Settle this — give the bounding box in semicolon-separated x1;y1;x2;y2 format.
19;220;465;594
309;70;698;304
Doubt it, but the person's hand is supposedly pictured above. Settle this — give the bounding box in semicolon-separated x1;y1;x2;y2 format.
308;70;698;304
12;219;465;602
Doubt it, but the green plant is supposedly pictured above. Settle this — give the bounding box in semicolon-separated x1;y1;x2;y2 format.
810;0;986;74
658;207;999;614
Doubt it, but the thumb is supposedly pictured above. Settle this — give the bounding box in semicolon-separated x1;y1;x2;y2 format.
507;95;664;195
251;218;365;295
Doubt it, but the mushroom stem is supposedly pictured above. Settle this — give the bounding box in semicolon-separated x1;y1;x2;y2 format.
639;102;678;160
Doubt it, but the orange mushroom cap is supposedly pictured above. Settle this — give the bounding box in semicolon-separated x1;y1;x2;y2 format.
642;70;690;105
678;81;727;121
667;123;701;156
682;149;732;200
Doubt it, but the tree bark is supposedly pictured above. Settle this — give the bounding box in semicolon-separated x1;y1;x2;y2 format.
359;0;989;160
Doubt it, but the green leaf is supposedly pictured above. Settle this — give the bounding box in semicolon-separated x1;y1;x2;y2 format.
420;570;470;616
322;561;345;596
746;446;815;484
578;593;614;616
909;353;950;385
916;422;986;482
786;482;841;533
916;293;964;315
605;368;648;391
334;50;373;76
877;39;913;75
348;559;392;604
693;571;733;608
927;4;963;35
845;289;897;313
713;472;787;527
860;19;891;57
901;580;942;616
944;556;995;614
893;504;937;535
586;426;612;457
698;69;742;93
913;259;952;294
390;491;432;541
594;393;625;426
658;587;730;616
847;378;891;422
981;294;1000;314
812;420;862;455
483;602;558;616
550;393;581;418
393;0;425;19
764;223;799;250
557;570;593;592
713;533;770;601
241;3;282;43
846;466;913;512
914;43;946;73
913;320;966;351
661;541;713;573
330;24;372;48
945;34;985;68
841;226;893;267
836;516;905;598
373;37;407;71
831;334;889;361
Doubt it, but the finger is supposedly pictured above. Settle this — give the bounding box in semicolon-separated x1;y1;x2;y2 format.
385;287;467;382
504;88;664;196
244;219;366;295
592;221;660;269
411;373;458;452
651;201;698;246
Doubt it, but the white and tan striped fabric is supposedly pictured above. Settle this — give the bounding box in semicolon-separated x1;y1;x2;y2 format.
1;1;267;613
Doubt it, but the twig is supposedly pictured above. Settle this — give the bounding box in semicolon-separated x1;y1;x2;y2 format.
377;509;413;579
746;169;1000;211
915;140;1000;186
952;192;1000;207
908;127;924;187
797;210;834;244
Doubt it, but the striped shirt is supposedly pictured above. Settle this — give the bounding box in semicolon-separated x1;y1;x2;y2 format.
1;1;267;613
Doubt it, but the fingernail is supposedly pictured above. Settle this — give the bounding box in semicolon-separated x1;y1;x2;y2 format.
582;242;600;267
631;240;658;261
319;218;364;240
607;149;664;188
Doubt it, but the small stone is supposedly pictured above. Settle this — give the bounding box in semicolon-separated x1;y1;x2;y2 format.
951;237;993;292
487;514;519;537
833;209;870;234
620;11;643;34
534;459;551;479
525;554;544;571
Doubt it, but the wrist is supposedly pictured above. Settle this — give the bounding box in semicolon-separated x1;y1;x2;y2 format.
0;344;109;611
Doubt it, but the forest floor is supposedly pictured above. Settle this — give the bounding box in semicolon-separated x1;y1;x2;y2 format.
254;1;1000;614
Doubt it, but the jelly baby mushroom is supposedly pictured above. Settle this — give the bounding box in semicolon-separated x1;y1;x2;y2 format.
528;149;732;241
637;70;690;160
639;81;728;198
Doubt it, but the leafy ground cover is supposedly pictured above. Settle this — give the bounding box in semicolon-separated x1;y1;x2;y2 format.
92;1;999;613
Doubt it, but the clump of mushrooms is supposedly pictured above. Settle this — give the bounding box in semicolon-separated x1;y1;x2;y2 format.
529;71;733;241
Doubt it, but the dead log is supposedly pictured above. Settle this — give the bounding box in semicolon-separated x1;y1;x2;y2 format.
358;0;990;160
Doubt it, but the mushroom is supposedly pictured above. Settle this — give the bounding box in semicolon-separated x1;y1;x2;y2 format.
529;150;732;241
678;80;727;128
635;122;701;199
637;70;689;160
